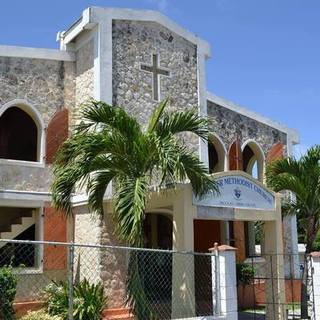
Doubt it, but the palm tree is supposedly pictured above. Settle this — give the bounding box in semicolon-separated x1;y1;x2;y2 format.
266;145;320;318
51;99;218;318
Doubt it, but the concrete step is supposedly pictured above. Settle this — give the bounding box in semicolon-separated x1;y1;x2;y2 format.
103;308;134;320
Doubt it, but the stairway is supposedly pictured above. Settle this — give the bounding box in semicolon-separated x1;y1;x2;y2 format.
0;212;36;248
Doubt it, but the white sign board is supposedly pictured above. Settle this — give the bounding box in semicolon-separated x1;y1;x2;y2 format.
193;174;275;211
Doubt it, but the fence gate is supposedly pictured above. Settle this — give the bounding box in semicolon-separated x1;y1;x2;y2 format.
237;254;315;320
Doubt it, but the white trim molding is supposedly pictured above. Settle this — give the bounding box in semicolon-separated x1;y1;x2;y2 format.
207;92;300;145
59;7;211;57
0;45;75;61
0;190;51;207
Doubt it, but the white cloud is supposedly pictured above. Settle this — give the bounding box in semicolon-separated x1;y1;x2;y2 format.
147;0;169;12
293;144;309;159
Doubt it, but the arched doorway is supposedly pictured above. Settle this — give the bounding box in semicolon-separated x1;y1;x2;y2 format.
0;107;38;161
208;134;227;173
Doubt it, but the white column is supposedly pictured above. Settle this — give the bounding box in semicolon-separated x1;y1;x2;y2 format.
171;186;196;318
210;244;238;320
311;253;320;320
263;220;286;320
283;213;300;278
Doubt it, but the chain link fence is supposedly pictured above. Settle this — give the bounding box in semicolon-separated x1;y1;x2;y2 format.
237;253;315;320
0;239;220;320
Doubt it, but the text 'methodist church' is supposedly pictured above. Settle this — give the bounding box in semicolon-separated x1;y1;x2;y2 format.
0;6;299;309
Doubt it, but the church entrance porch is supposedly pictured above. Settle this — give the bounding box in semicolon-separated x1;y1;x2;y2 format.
68;170;287;319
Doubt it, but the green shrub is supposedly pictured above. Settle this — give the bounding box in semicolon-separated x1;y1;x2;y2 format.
45;281;69;319
73;279;107;320
236;263;255;285
20;309;62;320
45;279;107;320
0;265;17;320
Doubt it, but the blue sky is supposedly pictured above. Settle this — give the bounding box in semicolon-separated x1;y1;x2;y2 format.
1;0;319;155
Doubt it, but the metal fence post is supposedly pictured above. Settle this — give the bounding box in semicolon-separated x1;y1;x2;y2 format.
214;245;221;316
68;242;74;320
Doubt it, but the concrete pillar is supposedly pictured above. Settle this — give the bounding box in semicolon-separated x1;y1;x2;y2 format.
311;252;320;320
220;221;230;245
263;213;286;320
283;214;300;278
210;244;238;320
171;186;196;318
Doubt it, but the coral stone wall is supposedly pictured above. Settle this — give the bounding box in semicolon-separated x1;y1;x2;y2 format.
74;205;127;308
73;38;94;126
0;57;75;192
207;100;288;157
112;20;199;152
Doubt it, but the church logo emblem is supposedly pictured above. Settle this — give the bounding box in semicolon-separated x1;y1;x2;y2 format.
234;188;242;200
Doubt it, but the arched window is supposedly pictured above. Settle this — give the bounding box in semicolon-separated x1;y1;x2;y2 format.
241;140;265;182
208;135;227;173
0;101;44;163
240;141;266;259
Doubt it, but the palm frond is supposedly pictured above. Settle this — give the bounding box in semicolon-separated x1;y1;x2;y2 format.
54;132;110;166
87;170;116;215
156;109;210;140
147;98;169;133
266;157;302;180
51;164;90;216
77;100;142;140
174;146;219;197
114;177;149;246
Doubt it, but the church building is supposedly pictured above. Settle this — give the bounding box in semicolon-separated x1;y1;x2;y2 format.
0;6;300;319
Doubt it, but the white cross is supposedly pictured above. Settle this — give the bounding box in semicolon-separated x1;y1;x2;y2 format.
141;54;170;101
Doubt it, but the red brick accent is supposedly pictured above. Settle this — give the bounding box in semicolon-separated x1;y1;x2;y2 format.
238;279;301;308
45;108;69;164
229;140;243;170
266;142;284;163
43;207;67;271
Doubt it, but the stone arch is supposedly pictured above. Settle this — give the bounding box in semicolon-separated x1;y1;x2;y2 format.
0;99;45;162
241;139;265;182
208;134;227;173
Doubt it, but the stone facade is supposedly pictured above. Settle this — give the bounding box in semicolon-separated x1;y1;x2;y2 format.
74;38;94;124
0;57;75;192
207;100;288;157
0;57;74;124
112;20;199;151
74;206;127;308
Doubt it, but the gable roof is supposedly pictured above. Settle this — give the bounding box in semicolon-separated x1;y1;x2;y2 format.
59;7;210;56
